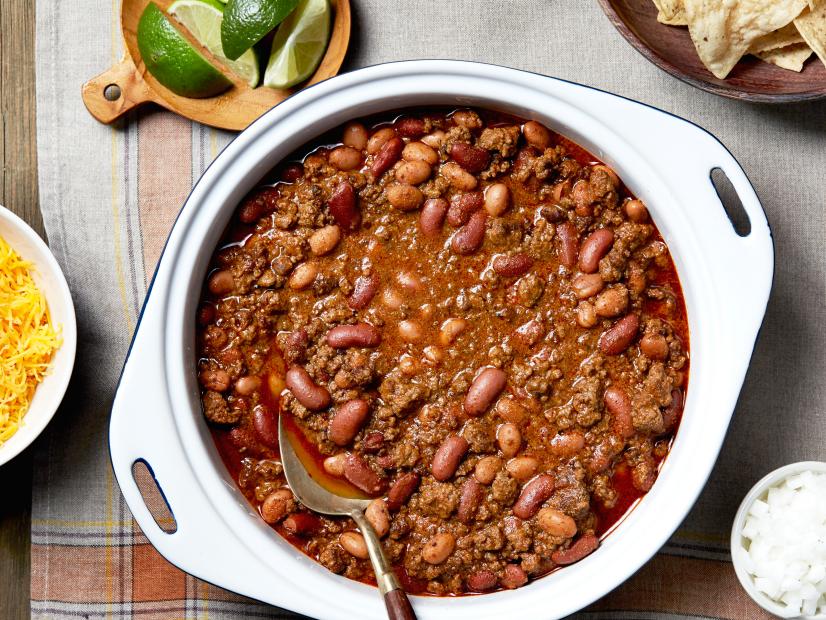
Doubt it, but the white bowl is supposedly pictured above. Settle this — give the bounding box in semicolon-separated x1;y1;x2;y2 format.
731;461;826;619
0;205;76;466
109;61;774;619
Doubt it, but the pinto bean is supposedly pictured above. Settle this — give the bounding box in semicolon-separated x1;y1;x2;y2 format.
288;262;318;290
343;453;386;495
309;225;341;256
594;285;629;317
282;513;322;536
464;367;507;416
208;269;234;295
339;531;369;559
253;405;278;447
371;136;404;178
438;317;467;346
576;301;598;328
537;507;577;538
495;397;527;424
579;229;615;273
450;142;490;173
342;122;369;150
551;534;599;565
402;141;438;165
592;164;620;188
381;287;403;310
451;211;487;255
550;431;586;457
501;564;529;590
467;570;497;592
506;456;538;482
327;322;382;348
422;532;455;564
323;453;347;476
395;117;426;137
419;198;448;236
557;221;579;269
329;146;362;171
513;473;555;519
387;472;420;510
386;183;424;211
365;499;390;537
451;109;482;128
522;120;551;150
640;333;669;360
441;161;478;191
366;127;396;154
492;253;533;278
624;198;649;222
552;179;572;202
572;273;604;299
329;399;370;446
604;386;634;439
398;320;423;342
200;368;230;392
484;183;511;216
285;366;331;411
457;478;483;523
423;345;444;364
496;423;522;458
328;180;359;231
348;274;379;310
421;130;446;148
474;456;502;484
235;375;261;396
395;160;432;185
447;192;483;227
260;489;293;524
431;435;469;481
598;314;640;355
571;180;595;215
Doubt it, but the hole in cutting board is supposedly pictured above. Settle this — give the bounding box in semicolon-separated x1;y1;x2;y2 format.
710;168;751;237
132;459;177;533
104;84;122;101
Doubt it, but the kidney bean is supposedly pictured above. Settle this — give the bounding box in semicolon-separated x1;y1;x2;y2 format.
661;388;683;433
339;531;369;559
513;473;555;519
386;183;424;211
474;456;502;484
395;160;432;185
342;121;368;150
515;319;544;347
572;273;604;299
464;367;507;416
431;435;469;481
402;141;438;165
365;499;390;537
496;423;522;458
235;375;261;396
421;130;446;148
329;146;362;171
197;304;215;326
326;322;382;348
323;453;346;477
537;507;577;538
550;431;585;457
506;456;538;482
261;489;293;524
604;386;634;439
523;120;551;150
422;532;455;564
640;333;669;360
238;199;263;224
624;198;649;222
287;262;318;290
451;211;487;255
450;142;490;173
438;317;467;346
284;328;308;363
208;269;234;295
457;478;483;523
466;570;497;592
363;431;385;453
387;472;420;510
598;314;640;355
556;221;579;269
348;274;379;310
366;127;396;154
501;564;529;590
395;117;426;137
343;453;386;495
484;183;511;216
447;192;483;227
280;163;304;182
492;253;533;278
551;534;599;565
229;426;259;452
252;405;278;447
309;225;341;256
578;229;615;273
371;136;404;178
285;366;331;411
282;513;322;536
327;180;359;231
200;369;230;392
329;398;370;446
441;161;478;191
595;285;629;318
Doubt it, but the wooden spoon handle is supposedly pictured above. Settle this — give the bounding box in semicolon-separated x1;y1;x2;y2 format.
81;55;156;124
384;588;417;620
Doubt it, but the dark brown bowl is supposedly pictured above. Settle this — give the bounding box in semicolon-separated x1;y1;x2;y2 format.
598;0;826;103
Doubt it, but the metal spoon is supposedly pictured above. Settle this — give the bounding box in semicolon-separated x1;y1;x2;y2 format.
278;415;417;620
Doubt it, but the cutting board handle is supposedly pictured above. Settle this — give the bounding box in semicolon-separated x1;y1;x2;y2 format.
82;55;156;124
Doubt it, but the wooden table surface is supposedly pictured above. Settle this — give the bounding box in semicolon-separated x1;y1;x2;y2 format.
1;1;43;618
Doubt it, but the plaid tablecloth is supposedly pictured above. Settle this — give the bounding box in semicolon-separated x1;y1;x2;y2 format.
31;0;826;618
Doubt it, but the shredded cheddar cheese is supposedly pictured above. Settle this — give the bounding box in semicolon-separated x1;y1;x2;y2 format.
0;236;61;444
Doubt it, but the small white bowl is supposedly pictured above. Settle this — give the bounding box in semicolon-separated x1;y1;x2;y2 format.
731;461;826;619
0;205;76;466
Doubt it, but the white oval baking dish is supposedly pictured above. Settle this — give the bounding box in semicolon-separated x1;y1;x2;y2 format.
110;61;774;620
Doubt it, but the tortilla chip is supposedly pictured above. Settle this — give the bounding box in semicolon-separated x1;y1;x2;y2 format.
653;0;688;25
756;42;814;71
748;23;805;53
683;0;811;79
795;1;826;68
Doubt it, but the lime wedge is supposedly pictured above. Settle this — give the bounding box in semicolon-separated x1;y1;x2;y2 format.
221;0;300;60
169;0;259;87
263;0;330;89
137;2;232;98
